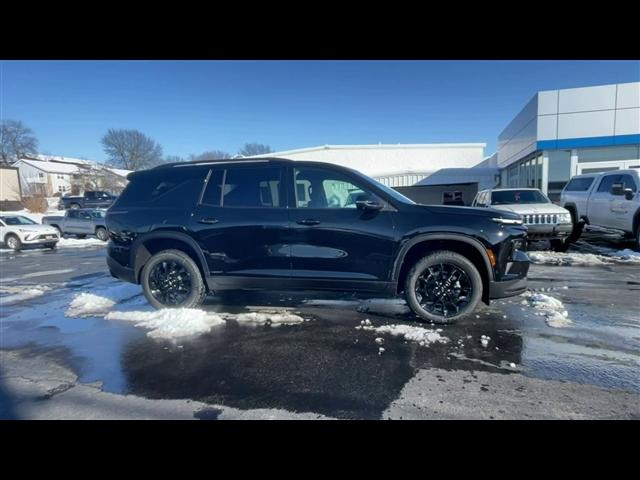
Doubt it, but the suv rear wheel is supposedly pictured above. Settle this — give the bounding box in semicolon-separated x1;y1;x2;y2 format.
404;250;483;324
141;249;207;309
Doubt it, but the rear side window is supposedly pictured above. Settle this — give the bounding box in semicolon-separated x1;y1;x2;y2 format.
564;177;595;191
117;167;208;207
200;166;282;208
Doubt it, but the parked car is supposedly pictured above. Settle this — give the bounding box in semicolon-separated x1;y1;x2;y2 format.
43;208;109;241
560;169;640;249
106;158;530;324
0;215;59;251
58;191;117;210
471;188;573;252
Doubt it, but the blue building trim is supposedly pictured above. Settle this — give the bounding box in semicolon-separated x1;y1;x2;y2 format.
537;134;640;150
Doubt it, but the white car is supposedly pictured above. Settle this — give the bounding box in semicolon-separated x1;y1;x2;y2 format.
472;188;573;251
560;169;640;249
0;215;60;251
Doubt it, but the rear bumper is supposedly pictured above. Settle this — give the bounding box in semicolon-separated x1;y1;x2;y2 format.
107;254;137;284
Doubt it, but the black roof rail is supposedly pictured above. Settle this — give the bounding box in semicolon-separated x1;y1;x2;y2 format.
152;157;294;169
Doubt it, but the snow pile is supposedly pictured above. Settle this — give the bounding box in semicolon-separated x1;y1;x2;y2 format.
105;309;226;340
0;286;49;306
304;297;410;315
373;324;449;347
66;293;117;317
529;249;640;266
522;292;572;328
65;284;142;317
228;311;305;326
57;237;106;249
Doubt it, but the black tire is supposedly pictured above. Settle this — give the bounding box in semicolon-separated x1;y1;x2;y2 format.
550;239;570;253
45;242;57;250
565;209;584;245
141;249;207;309
404;250;483;324
76;234;87;239
95;227;109;242
5;234;22;251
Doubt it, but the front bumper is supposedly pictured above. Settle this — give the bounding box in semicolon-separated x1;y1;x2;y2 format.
489;249;529;299
525;223;573;240
20;233;60;244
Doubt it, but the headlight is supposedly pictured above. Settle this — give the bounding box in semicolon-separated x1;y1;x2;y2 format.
492;217;523;225
558;213;572;224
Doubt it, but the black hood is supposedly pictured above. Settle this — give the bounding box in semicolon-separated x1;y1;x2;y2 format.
413;204;522;221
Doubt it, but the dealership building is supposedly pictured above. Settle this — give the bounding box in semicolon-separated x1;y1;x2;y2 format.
252;81;639;205
497;81;639;201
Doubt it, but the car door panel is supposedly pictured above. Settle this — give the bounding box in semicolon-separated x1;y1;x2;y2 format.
188;166;290;281
287;165;396;286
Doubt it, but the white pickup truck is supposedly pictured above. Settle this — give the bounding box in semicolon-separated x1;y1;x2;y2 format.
560;169;640;249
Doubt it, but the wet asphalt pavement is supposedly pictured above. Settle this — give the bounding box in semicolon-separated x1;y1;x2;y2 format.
1;235;639;419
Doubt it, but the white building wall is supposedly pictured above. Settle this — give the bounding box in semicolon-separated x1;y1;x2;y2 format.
252;144;486;181
14;160;47;194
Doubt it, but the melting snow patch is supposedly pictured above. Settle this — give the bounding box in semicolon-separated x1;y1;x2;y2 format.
523;291;572;328
480;335;490;347
374;324;449;347
529;249;640;266
65;283;142;318
57;237;106;249
0;286;50;306
227;311;305;326
105;309;226;340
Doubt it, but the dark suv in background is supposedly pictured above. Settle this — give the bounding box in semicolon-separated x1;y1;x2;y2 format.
106;159;529;323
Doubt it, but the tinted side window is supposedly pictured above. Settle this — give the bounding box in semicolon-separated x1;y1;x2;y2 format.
620;174;637;192
68;210;78;218
222;166;282;208
597;174;621;193
116;168;208;207
564;177;595;191
294;166;380;209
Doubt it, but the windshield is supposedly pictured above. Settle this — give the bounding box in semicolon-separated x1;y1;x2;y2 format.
491;190;550;205
0;216;37;226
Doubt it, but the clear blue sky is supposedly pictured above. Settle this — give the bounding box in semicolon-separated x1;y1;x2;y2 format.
1;60;639;162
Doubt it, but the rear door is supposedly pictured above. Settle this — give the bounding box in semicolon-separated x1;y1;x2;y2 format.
286;164;396;290
188;163;290;286
64;210;82;233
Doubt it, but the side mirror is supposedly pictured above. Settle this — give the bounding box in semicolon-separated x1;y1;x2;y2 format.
610;182;624;195
624;188;634;201
356;200;383;211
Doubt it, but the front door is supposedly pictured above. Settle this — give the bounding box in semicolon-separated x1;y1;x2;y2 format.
587;173;622;229
287;165;396;291
189;164;290;287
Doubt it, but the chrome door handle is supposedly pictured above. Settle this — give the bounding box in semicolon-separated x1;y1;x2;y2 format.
198;218;219;224
296;219;320;226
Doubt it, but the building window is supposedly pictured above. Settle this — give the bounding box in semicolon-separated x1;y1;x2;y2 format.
57;174;65;179
38;172;44;178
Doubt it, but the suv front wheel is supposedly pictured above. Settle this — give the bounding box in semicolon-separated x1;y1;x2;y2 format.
141;249;208;309
404;250;483;324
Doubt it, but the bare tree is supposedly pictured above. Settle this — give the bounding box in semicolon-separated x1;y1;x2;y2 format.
164;155;185;163
0;120;39;164
192;150;232;161
101;129;163;170
238;143;273;157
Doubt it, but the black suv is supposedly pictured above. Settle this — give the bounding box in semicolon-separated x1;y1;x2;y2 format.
106;159;529;323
